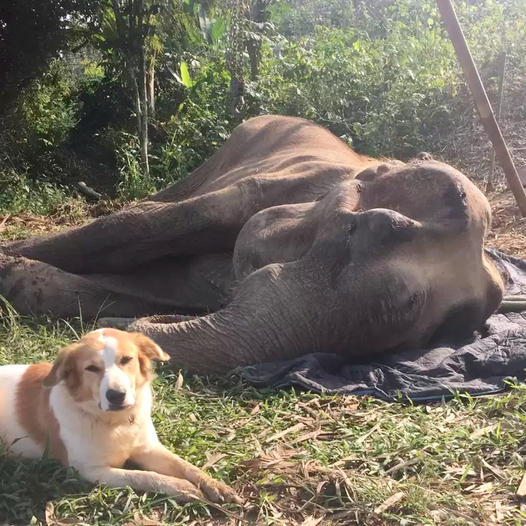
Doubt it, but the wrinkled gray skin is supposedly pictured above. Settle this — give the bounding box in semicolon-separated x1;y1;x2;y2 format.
0;116;504;373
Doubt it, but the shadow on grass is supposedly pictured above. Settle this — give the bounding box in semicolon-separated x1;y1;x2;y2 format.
0;454;90;525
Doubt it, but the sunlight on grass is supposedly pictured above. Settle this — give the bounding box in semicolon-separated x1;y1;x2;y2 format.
0;309;525;525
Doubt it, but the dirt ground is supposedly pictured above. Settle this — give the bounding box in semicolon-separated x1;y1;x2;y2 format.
486;190;526;258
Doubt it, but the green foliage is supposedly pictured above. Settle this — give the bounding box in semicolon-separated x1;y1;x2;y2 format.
0;58;88;193
254;24;454;157
115;134;156;200
20;60;80;151
180;61;194;88
254;0;526;159
1;0;526;211
0;171;71;216
115;53;233;200
154;57;232;175
0;0;99;113
269;0;353;38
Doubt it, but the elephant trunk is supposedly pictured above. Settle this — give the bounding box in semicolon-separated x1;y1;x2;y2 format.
130;310;276;373
129;264;314;373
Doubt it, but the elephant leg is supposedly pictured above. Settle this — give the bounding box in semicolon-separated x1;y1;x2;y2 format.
0;254;172;319
87;253;234;314
0;254;228;319
3;191;246;274
3;172;354;275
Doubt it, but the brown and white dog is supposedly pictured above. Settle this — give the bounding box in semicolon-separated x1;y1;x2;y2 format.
0;328;240;504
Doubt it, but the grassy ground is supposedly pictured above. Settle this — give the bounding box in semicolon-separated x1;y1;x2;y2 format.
1;192;526;525
1;312;526;525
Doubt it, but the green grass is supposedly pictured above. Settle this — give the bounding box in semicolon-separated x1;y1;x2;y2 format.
1;306;526;525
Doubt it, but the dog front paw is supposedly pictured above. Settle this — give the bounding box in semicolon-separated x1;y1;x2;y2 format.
169;478;206;502
198;477;243;505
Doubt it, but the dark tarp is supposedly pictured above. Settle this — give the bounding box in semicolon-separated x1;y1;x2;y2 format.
239;249;526;401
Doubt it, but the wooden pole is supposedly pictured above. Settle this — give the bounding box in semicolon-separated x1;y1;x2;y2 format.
436;0;526;216
486;52;507;193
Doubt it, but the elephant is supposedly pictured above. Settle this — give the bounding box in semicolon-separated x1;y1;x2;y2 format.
0;115;504;373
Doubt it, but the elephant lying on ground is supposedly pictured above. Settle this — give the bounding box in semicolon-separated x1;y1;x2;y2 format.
0;115;504;373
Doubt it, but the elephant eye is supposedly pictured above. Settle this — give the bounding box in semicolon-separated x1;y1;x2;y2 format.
347;223;356;235
85;365;100;373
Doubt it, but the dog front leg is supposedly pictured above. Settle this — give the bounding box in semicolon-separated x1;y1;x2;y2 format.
81;466;205;502
131;445;242;504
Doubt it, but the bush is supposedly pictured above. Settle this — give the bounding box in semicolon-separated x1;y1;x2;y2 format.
256;0;525;160
0;59;82;185
0;169;70;215
116;54;234;200
2;0;526;212
254;24;457;158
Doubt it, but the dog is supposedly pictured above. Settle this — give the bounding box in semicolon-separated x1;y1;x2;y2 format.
0;328;240;504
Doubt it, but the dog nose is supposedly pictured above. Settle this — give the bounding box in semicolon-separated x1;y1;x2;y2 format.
106;389;126;404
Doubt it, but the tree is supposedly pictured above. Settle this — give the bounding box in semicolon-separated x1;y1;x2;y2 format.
0;0;98;114
93;0;162;177
226;0;272;118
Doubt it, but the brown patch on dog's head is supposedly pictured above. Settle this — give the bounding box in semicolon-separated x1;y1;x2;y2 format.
42;329;169;412
43;336;104;403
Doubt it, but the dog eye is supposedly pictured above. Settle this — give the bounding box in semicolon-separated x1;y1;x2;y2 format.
85;365;100;373
120;356;133;365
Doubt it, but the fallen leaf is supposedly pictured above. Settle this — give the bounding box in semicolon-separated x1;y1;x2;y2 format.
517;472;526;497
175;371;184;390
469;482;495;494
45;502;55;525
470;424;497;439
0;214;10;233
374;491;405;514
480;457;505;479
265;422;306;443
290;429;322;444
202;452;227;469
300;516;323;526
316;480;328;494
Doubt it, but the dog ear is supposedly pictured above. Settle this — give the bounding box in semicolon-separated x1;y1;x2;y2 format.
132;333;170;362
42;345;76;387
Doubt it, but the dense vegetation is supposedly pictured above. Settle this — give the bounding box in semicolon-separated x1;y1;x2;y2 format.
1;0;525;211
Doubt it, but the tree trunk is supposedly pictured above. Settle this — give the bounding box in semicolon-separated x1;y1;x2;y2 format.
130;66;143;156
226;0;247;119
139;64;150;178
247;0;266;81
136;0;150;178
147;59;155;119
113;0;150;178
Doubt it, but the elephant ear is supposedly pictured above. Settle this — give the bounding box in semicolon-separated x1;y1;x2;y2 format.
355;163;393;182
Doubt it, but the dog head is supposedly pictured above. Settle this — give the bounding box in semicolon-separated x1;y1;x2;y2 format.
43;328;169;412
